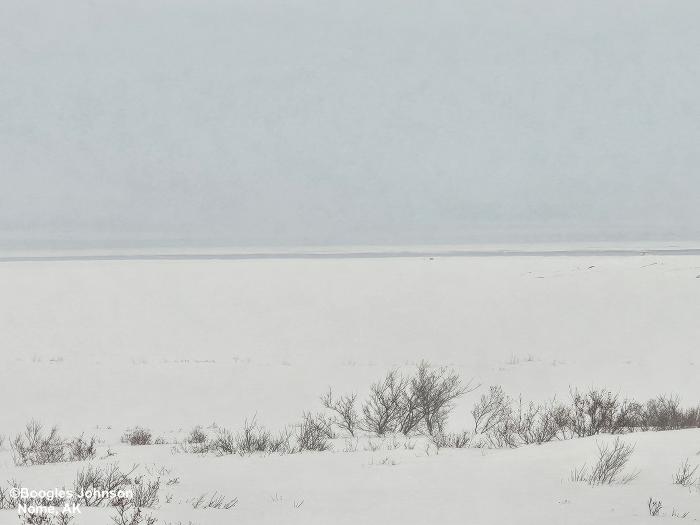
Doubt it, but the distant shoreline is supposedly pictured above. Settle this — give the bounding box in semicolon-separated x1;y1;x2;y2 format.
3;247;700;262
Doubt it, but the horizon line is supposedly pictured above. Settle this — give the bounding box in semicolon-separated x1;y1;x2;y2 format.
3;246;700;262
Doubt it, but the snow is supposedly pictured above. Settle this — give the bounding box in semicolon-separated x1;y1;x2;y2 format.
1;429;699;524
0;254;699;523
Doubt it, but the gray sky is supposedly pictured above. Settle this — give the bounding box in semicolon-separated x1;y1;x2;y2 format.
2;0;700;248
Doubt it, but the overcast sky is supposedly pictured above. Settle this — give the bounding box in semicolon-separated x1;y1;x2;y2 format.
2;0;699;249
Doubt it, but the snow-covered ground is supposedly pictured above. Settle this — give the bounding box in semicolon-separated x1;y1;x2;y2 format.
0;254;699;524
1;430;699;525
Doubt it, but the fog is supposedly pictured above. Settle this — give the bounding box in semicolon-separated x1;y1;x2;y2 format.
2;0;699;249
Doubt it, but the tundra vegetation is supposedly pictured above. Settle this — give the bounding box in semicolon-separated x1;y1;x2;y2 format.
3;362;700;524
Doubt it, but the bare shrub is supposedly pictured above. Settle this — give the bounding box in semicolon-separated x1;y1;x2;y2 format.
122;427;152;446
187;426;207;444
73;462;159;523
74;463;136;507
190;492;238;509
568;388;611;437
67;434;97;461
567;388;641;437
644;395;682;431
295;412;334;451
210;428;236;455
648;497;663;517
361;362;474;437
361;369;408;435
616;399;645;433
234;417;272;455
589;438;639;485
11;421;66;466
472;386;514;446
321;389;359;437
240;418;292;455
682;406;700;428
511;397;570;445
105;468;160;525
431;430;471;449
571;437;639;485
10;422;98;467
173;439;210;454
0;480;27;510
470;385;700;449
130;476;160;508
396;385;424;436
643;395;700;431
471;388;569;448
559;392;698;434
569;389;618;437
672;459;699;487
409;360;474;435
207;421;291;456
189;441;211;454
111;497;157;525
267;428;293;454
569;464;589;483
